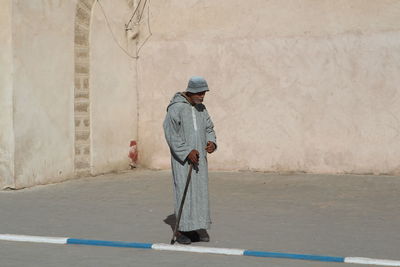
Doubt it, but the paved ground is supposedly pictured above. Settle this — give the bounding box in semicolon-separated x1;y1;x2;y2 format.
0;169;399;267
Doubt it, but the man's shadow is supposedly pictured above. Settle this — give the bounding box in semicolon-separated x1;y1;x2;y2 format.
163;214;176;232
163;214;200;242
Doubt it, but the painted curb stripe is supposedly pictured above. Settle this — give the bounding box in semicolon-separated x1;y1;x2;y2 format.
152;243;244;255
2;234;400;266
345;257;400;266
244;250;344;262
67;238;152;249
0;234;67;244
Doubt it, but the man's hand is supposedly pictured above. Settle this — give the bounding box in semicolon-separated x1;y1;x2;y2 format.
205;141;216;154
187;149;199;164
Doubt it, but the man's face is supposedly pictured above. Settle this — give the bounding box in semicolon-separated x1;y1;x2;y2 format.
188;91;206;104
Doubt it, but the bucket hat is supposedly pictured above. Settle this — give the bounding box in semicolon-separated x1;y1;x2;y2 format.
186;76;209;93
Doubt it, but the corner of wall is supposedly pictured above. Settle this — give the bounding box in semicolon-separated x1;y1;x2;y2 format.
0;0;16;189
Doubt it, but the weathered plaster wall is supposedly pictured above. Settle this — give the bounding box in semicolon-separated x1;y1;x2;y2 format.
138;0;400;174
90;0;138;174
12;0;76;188
0;0;15;188
5;0;138;188
2;0;399;188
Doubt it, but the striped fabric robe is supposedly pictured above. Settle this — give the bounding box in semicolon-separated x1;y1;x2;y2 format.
163;92;217;231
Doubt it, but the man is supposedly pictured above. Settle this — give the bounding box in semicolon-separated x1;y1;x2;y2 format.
163;76;217;245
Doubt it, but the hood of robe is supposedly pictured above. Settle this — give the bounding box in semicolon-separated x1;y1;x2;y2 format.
166;92;191;111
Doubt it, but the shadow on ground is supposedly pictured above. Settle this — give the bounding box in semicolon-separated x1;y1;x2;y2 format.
163;214;201;242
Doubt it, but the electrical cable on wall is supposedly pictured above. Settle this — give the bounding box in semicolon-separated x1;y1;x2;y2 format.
137;0;148;22
127;0;152;56
136;0;152;55
96;0;137;59
96;0;152;59
125;0;142;30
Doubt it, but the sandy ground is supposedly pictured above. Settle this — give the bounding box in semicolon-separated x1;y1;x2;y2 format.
0;169;399;267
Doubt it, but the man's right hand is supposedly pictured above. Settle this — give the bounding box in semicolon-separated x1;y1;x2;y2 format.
187;150;199;164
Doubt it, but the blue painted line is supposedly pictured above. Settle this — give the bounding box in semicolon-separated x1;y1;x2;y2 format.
4;234;400;265
67;238;153;249
244;250;345;262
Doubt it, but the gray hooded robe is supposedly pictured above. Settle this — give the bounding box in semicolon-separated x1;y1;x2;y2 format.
163;92;217;231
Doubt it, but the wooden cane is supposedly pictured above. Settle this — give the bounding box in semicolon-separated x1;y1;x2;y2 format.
170;163;193;244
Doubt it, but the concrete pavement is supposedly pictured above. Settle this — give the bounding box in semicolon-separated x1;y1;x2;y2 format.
0;169;399;266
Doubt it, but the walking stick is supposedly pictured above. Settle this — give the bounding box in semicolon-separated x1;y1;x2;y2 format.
170;163;193;244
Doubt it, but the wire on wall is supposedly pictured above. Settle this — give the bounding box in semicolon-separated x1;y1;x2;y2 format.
96;0;152;59
96;0;138;59
136;0;152;55
137;0;147;22
125;0;142;30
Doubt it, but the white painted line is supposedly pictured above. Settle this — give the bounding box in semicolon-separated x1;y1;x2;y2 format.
0;234;68;244
345;257;400;266
152;243;245;256
2;234;400;267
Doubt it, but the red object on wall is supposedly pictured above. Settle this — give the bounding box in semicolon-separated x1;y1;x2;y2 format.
129;140;138;168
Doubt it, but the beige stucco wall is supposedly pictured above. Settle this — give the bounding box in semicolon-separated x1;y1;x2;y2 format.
1;0;138;188
2;0;399;188
0;0;15;189
90;0;138;174
138;0;400;175
12;0;77;188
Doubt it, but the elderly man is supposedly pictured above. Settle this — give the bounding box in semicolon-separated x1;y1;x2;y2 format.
163;76;217;245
